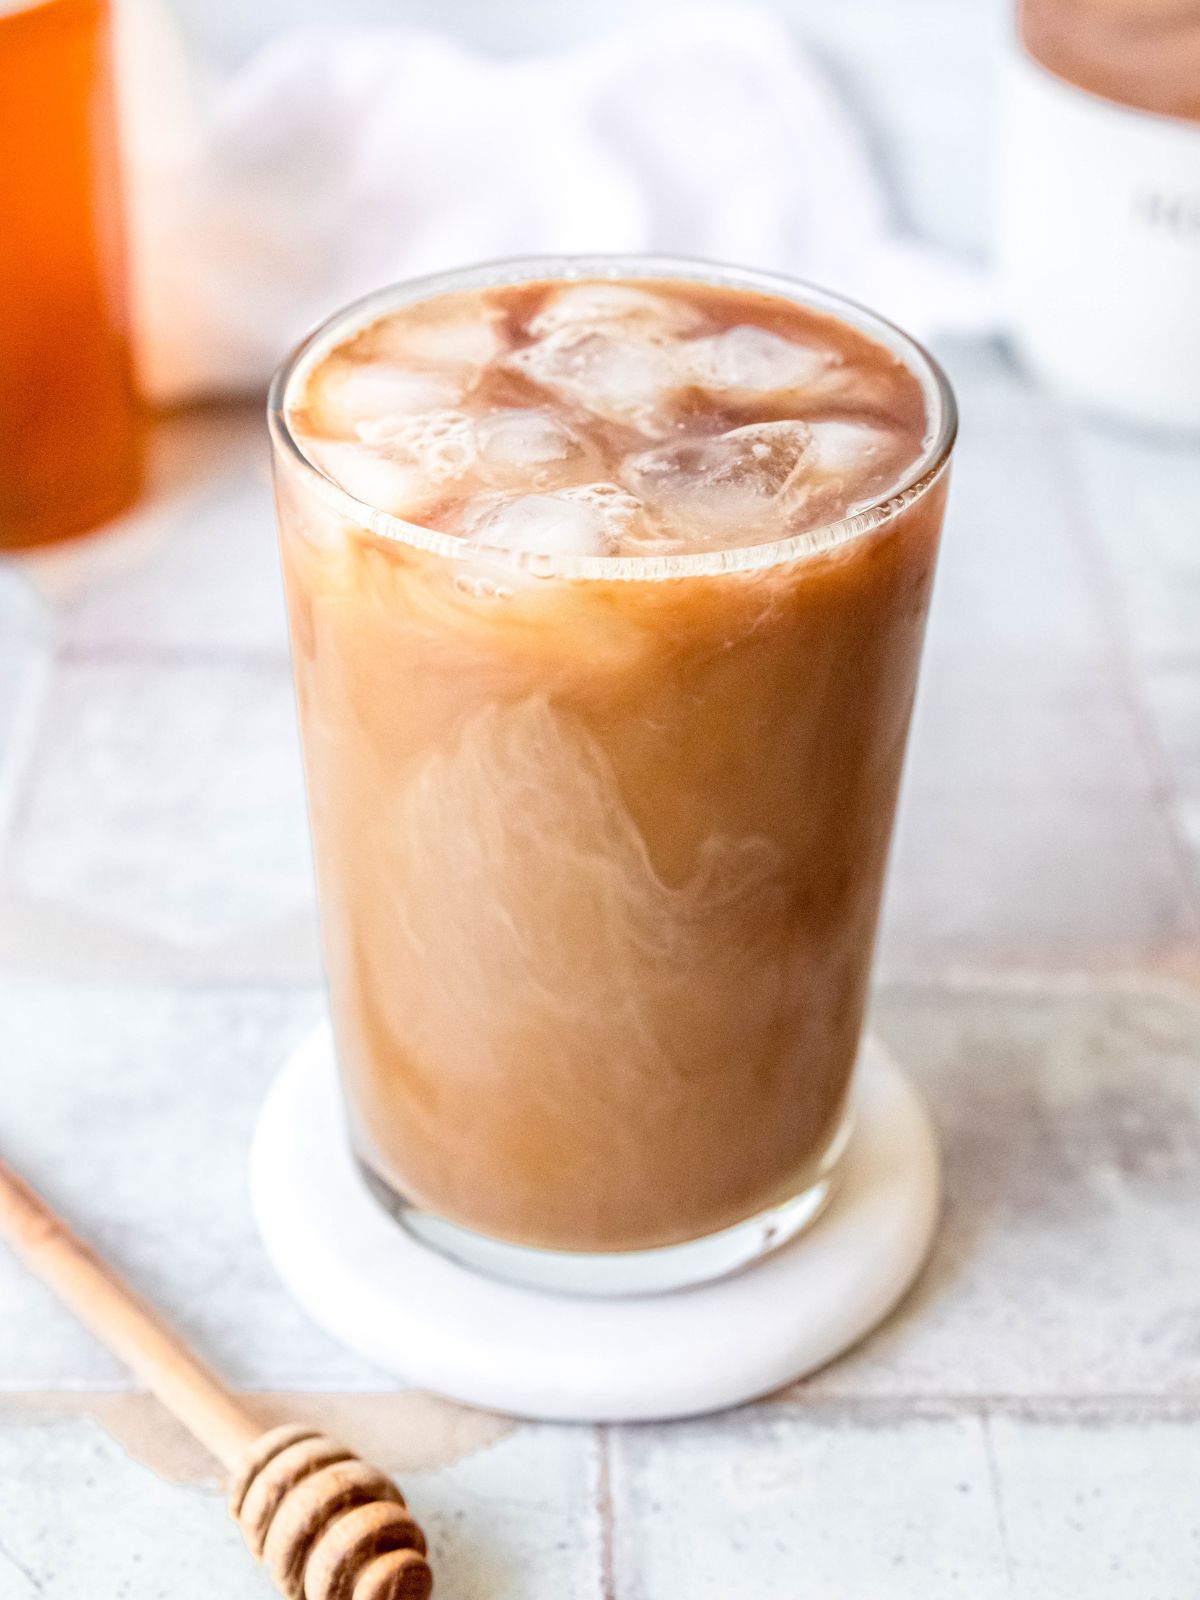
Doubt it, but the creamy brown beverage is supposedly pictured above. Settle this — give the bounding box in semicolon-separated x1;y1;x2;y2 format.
270;260;954;1289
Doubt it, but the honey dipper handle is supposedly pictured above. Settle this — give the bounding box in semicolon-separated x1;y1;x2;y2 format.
0;1156;260;1468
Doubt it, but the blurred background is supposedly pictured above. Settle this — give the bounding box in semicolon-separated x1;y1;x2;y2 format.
155;0;1003;258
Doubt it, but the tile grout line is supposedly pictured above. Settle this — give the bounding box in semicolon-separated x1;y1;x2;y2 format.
872;960;1200;996
56;642;293;670
5;1388;1200;1415
762;1392;1200;1415
0;960;1191;1000
0;1527;43;1597
980;1409;1017;1598
875;947;1200;985
595;1425;619;1600
1048;406;1200;932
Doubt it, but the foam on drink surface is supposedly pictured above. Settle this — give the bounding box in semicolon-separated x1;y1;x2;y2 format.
289;278;928;559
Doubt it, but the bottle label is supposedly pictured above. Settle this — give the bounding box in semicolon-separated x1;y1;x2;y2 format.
1000;47;1200;429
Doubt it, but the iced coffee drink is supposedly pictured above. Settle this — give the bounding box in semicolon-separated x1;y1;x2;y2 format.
270;258;955;1291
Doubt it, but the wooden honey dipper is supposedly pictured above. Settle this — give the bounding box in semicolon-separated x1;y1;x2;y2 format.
0;1155;433;1600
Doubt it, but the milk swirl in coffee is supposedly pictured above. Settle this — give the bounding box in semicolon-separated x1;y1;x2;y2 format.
274;271;950;1262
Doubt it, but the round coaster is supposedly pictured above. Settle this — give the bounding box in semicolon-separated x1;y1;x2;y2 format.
250;1027;940;1423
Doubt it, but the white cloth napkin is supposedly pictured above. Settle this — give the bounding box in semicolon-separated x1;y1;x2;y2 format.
117;2;994;403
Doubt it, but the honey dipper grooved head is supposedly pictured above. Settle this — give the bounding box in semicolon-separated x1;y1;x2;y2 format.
230;1425;433;1600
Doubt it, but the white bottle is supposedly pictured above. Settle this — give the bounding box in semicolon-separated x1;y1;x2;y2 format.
1000;0;1200;433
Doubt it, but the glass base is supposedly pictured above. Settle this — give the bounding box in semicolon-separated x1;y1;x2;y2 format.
356;1114;853;1297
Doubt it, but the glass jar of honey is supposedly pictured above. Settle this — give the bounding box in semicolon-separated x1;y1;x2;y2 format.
0;0;142;548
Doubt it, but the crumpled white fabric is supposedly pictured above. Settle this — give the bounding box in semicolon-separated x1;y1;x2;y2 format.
117;1;995;403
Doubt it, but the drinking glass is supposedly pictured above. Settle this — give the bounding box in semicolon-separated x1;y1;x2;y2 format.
269;256;956;1294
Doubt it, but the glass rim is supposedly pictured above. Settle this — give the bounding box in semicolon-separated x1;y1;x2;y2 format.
268;252;958;582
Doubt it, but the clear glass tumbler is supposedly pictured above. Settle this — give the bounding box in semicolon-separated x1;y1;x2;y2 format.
269;256;956;1294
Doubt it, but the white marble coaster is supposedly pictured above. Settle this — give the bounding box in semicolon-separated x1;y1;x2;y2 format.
251;1027;940;1422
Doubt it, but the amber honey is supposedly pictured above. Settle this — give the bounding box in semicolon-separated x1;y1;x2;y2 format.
0;0;141;548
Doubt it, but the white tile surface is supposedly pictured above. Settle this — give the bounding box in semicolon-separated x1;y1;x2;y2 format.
989;1407;1200;1598
822;984;1200;1398
0;1415;600;1600
880;791;1195;971
922;341;1109;665
609;1402;1200;1600
0;568;55;856
904;655;1147;800
609;1407;1011;1600
0;1417;267;1600
3;1404;1196;1600
409;1425;603;1599
1;657;319;980
1064;421;1200;668
1140;663;1200;879
0;980;371;1390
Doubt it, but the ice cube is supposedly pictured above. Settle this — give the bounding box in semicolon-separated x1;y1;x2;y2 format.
305;439;429;517
506;326;680;429
469;483;642;557
312;361;466;436
373;298;507;371
804;419;914;513
558;481;644;537
474;409;584;469
472;495;611;557
360;406;597;497
309;300;504;436
805;420;893;479
622;421;815;534
529;283;704;338
357;409;479;481
472;409;603;491
682;326;832;396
